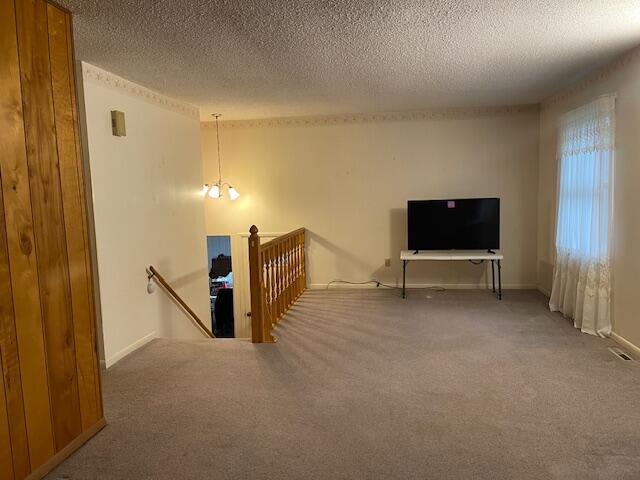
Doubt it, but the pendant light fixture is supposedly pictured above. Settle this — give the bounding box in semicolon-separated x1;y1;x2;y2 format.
203;113;240;200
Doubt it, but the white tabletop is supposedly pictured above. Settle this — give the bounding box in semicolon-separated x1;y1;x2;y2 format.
401;250;503;261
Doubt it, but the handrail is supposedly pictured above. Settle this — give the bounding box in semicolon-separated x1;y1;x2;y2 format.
260;227;306;249
248;225;306;343
147;265;215;339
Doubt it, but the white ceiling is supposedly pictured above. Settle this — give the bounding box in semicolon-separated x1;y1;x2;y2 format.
60;0;640;120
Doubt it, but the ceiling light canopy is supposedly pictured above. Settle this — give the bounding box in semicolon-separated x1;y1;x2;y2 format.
203;113;240;201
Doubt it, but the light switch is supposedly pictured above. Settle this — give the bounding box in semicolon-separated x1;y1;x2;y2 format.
111;110;126;136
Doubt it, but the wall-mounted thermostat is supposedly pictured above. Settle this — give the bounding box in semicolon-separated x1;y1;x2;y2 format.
111;110;126;136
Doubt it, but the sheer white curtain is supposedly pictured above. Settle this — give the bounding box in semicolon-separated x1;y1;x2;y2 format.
549;95;615;337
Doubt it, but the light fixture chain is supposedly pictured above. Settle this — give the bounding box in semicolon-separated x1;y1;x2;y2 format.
215;114;222;185
205;113;238;200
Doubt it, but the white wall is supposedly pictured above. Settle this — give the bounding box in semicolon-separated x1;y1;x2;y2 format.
82;63;210;367
202;108;540;290
538;46;640;351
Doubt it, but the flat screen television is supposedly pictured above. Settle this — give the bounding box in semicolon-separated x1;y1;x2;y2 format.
408;198;500;251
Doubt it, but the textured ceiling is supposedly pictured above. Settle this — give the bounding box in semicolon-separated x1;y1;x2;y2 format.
59;0;640;120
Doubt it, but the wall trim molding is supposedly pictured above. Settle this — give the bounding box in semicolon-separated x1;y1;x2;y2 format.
542;44;640;109
25;418;107;480
202;104;540;129
105;331;157;368
537;286;551;298
82;62;200;119
610;331;640;360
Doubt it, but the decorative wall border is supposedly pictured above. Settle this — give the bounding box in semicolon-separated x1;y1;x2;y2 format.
201;104;539;129
82;42;640;124
82;62;200;119
542;44;640;109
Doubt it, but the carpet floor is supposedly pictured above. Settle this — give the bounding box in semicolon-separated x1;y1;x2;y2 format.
46;289;640;480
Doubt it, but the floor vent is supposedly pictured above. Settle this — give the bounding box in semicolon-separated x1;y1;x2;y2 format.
608;346;635;362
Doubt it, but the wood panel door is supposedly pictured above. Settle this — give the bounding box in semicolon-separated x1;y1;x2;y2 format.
0;0;104;479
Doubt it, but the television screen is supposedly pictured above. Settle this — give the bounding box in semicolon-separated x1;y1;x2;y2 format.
407;198;500;251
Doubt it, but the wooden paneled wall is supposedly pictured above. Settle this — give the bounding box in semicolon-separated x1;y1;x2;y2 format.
0;0;104;479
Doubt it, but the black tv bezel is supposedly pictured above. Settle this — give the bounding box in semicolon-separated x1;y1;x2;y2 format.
407;197;500;251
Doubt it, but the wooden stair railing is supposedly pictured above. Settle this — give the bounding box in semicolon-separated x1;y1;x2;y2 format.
248;226;306;343
147;265;215;338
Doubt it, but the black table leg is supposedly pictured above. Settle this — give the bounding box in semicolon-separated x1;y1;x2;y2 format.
491;259;496;293
498;259;502;300
402;260;407;298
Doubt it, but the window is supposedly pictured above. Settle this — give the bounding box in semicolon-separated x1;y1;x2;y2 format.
550;95;615;336
555;96;615;261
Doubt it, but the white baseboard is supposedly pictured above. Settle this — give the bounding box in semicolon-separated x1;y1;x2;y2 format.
537;286;551;297
105;331;157;369
610;332;640;359
311;283;538;290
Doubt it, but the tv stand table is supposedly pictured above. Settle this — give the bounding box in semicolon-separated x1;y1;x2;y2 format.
400;250;504;300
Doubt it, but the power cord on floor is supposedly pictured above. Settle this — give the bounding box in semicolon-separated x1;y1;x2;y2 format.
423;286;446;292
326;279;446;292
326;280;398;289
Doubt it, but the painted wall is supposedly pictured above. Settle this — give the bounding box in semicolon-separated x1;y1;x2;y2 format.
538;46;640;350
82;63;210;367
202;108;540;289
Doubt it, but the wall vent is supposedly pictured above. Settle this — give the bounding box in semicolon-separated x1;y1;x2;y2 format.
608;346;635;362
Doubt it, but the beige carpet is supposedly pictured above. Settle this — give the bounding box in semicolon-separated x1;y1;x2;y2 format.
46;289;640;479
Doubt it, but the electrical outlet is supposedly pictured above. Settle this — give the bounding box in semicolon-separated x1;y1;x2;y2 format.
385;258;391;267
